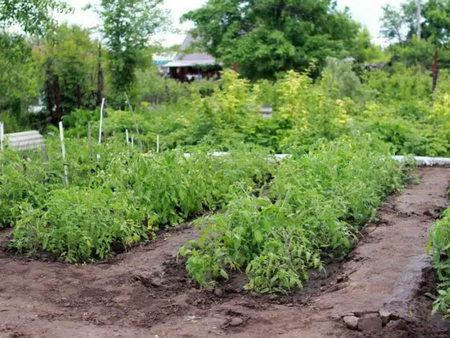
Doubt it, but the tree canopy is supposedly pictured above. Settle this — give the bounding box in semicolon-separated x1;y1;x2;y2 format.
182;0;363;80
0;0;70;35
0;33;38;116
98;0;169;104
40;24;99;115
381;0;450;46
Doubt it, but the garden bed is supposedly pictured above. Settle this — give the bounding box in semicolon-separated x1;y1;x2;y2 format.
1;167;450;338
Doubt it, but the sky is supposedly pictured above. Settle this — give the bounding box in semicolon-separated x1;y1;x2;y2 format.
58;0;405;46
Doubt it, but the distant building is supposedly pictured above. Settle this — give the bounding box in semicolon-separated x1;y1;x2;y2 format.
153;53;176;76
164;34;222;83
362;62;392;71
153;53;176;68
343;57;357;63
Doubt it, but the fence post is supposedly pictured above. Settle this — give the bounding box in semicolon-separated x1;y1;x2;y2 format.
157;134;160;153
59;121;69;185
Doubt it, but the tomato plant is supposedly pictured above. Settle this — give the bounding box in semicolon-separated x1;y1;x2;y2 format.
180;137;410;293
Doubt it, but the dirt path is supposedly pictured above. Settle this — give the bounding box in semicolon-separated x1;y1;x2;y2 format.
1;167;450;338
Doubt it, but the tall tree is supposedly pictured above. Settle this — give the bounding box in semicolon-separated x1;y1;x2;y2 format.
380;4;409;43
0;33;39;117
381;0;450;46
0;0;70;35
182;0;361;80
40;24;99;122
98;0;169;105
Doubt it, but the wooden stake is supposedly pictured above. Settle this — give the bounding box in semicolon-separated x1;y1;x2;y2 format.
233;61;239;72
59;121;69;185
432;49;439;94
113;131;116;137
96;43;104;108
103;131;107;144
77;132;80;142
126;129;129;145
98;97;105;144
88;121;93;160
22;154;28;174
157;134;160;153
131;136;134;147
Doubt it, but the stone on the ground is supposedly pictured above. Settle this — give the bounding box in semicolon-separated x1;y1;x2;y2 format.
229;317;244;327
214;288;223;297
343;316;359;330
362;312;380;318
358;316;383;332
385;319;407;331
379;310;391;325
204;286;214;293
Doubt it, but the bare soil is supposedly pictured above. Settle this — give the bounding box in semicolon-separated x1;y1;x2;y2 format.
1;167;450;338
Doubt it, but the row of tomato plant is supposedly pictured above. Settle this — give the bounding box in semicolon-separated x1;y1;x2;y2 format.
179;137;411;293
0;136;276;262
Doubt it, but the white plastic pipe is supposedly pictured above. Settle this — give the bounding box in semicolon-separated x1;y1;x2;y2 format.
182;153;450;166
392;156;450;166
59;122;69;185
98;98;105;144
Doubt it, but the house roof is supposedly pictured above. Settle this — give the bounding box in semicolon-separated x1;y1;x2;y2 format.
165;34;219;68
165;59;220;68
153;53;176;67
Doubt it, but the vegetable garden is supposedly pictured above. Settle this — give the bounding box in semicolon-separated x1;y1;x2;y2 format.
4;0;450;336
2;64;450;337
